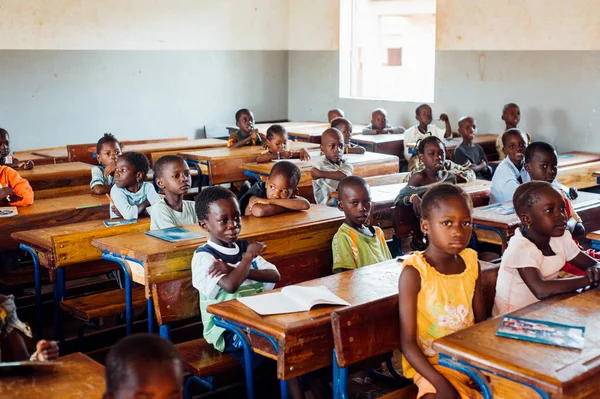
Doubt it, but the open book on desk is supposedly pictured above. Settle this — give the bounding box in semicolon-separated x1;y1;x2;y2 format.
237;285;350;315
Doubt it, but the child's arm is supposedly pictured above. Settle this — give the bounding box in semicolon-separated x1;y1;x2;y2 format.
439;114;454;138
347;144;366;154
7;159;34;170
247;196;310;217
362;126;379;135
110;188;145;219
472;261;487;323
229;130;259;148
310;168;347;181
92;184;112;195
567;217;585;237
2;168;33;206
332;234;358;273
399;266;461;398
90;166;113;195
256;151;277;163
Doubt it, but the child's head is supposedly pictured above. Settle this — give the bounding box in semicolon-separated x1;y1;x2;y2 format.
104;333;183;399
320;128;345;163
265;124;288;153
457;116;477;142
267;161;301;200
417;136;445;173
196;186;241;247
337;176;371;228
330;117;353;145
114;152;150;189
415;104;433;126
371;108;388;130
524;142;558;184
0;128;10;162
96;133;122;168
420;184;473;255
502;128;527;165
513;181;567;238
154;155;192;196
328;108;345;123
502;103;520;128
235;108;255;134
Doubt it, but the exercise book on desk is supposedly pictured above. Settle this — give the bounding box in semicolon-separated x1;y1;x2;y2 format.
0;206;18;217
237;285;350;315
472;202;518;224
104;219;138;227
496;316;585;350
145;227;205;242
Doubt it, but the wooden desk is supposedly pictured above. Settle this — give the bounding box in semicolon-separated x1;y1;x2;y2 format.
180;141;319;185
0;352;105;399
31;147;69;163
122;138;227;164
19;162;92;191
434;288;600;399
406;134;498;159
11;152;57;166
255;121;327;136
556;152;600;189
350;133;404;157
285;124;367;144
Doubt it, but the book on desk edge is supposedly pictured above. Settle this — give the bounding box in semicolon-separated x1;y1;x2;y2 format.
496;316;585;350
145;227;206;242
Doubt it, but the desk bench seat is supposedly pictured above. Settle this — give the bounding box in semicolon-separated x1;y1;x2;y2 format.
60;286;146;321
177;338;240;377
0;267;49;288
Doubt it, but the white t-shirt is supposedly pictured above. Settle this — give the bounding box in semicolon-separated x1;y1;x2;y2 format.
493;228;581;316
150;198;197;230
403;124;446;161
109;181;161;219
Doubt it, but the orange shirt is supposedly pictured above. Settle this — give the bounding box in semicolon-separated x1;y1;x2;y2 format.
0;165;34;206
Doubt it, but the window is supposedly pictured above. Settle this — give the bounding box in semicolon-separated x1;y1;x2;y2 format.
339;0;436;102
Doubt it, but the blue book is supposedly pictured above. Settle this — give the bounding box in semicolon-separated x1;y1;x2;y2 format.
104;219;138;227
145;227;206;243
496;316;585;350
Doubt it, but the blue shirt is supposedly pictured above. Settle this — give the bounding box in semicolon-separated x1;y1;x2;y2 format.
109;181;161;219
490;157;530;204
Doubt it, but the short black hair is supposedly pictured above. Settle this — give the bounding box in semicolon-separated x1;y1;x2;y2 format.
338;176;369;199
321;127;343;142
105;333;183;395
524;141;556;163
270;160;302;187
331;117;353;132
119;151;150;176
415;104;431;116
417;135;444;155
328;109;344;118
501;128;525;147
195;186;237;221
154;155;187;179
96;133;121;154
0;128;8;137
372;108;387;117
266;124;287;141
513;181;554;215
502;103;519;114
421;183;472;220
235;108;252;123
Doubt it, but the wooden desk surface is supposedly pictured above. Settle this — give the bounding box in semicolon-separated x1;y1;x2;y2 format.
11;152;58;165
287;124;367;136
350;133;405;145
31;147;69;160
0;352;105;399
406;134;498;149
207;258;402;379
124;138;227;155
434;289;600;398
557;152;600;168
586;229;600;241
19;162;92;190
255;121;327;134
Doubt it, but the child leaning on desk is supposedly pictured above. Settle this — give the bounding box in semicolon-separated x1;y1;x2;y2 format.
90;133;121;195
362;108;405;135
489;128;530;204
228;108;264;148
255;124;310;163
0;128;34;170
399;184;487;399
0;164;34;207
331;117;365;154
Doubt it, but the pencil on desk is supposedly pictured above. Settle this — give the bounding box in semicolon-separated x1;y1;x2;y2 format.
106;194;116;207
76;204;103;209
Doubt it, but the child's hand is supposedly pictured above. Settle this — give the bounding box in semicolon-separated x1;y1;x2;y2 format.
104;163;117;176
569;186;578;200
208;259;233;277
111;205;122;218
434;379;460;399
245;242;266;259
0;187;14;199
35;340;59;362
439;113;449;122
280;151;293;159
310;167;321;179
411;196;423;218
253;198;271;205
299;148;311;161
585;265;600;285
18;160;34;170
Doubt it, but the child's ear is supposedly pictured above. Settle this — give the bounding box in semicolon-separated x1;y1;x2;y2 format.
136;171;144;182
337;199;344;212
524;163;531;173
418;153;424;162
155;177;165;189
420;217;429;235
199;220;209;232
518;213;531;228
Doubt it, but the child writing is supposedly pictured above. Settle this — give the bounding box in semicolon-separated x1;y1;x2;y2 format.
452;116;492;180
255;124;310;163
0;165;34;207
109;152;160;219
399;184;486;399
239;160;310;217
90;133;122;195
331;117;366;154
327;108;345;123
332;176;391;273
311;128;354;206
492;181;600;315
150;155;198;230
403;104;454;171
227;108;264;148
490;128;529;204
103;333;183;399
0;128;34;170
495;103;533;160
362;108;405;135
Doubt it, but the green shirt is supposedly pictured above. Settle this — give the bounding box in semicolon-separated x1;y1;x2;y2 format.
332;223;392;273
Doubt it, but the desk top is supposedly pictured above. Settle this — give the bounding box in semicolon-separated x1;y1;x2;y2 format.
406;134;498;149
255;121;327;134
19;162;92;181
30;147;69;160
0;352;105;399
12;194;109;216
434;289;600;397
179;141;319;162
350;134;405;145
557;152;600;168
286;124;367;137
124;138;227;154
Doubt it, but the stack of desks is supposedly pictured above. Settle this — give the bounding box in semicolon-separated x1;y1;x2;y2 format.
556;152;600;189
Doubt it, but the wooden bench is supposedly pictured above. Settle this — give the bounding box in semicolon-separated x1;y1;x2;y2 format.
152;277;241;397
60;286;146;321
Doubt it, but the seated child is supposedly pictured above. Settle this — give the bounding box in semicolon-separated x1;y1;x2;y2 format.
453;116;492;180
239;160;310;217
362;108;405;135
227;108;264;148
109;152;160;219
104;333;183;399
150;155;198;230
327;108;345;123
496;103;533;160
256;124;310;163
0;128;34;170
311;128;354;206
492;181;600;315
332;176;391;273
490;128;529;204
331;117;365;154
0;165;34;207
399;184;486;399
90;133;122;195
403;104;453;171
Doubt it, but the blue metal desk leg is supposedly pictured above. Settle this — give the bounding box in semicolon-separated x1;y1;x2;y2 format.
20;244;42;340
332;350;349;399
101;252;135;335
186;159;205;188
438;354;493;399
147;298;154;333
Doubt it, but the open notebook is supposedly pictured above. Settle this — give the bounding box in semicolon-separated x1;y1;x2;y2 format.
0;206;17;217
237;285;350;315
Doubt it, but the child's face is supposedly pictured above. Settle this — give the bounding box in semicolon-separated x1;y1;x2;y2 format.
419;142;445;172
371;111;387;130
328;110;343;123
98;142;122;168
525;151;558;183
421;195;472;255
107;360;182;399
416;106;433;126
236;112;255;134
503;132;527;165
502;106;521;127
266;133;288;153
338;184;372;229
0;132;10;161
266;173;294;200
156;160;192;195
521;186;567;238
114;158;142;189
320;131;345;163
458;118;477;141
336;122;352;145
200;197;242;248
